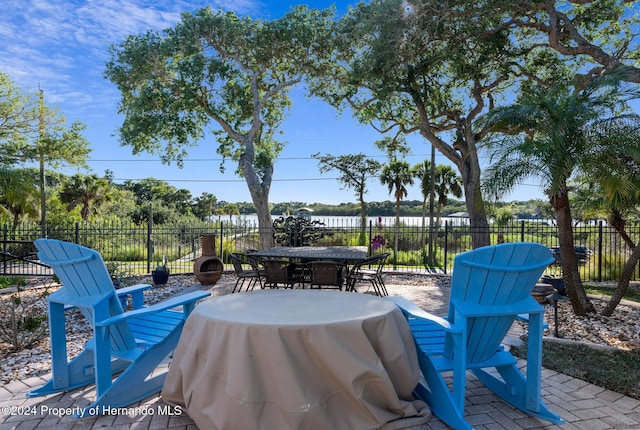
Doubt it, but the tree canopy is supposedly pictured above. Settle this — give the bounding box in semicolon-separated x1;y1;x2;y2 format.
308;0;640;249
309;0;524;248
0;76;91;234
105;6;336;247
0;72;38;163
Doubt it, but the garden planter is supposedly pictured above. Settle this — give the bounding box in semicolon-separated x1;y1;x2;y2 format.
152;266;170;285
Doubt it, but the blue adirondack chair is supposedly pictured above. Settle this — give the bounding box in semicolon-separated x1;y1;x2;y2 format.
27;239;210;416
388;242;564;430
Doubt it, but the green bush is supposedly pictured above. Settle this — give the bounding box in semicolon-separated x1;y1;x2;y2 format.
0;286;50;352
0;276;26;290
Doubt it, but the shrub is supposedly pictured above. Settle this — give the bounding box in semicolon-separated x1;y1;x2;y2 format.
0;276;26;290
0;281;51;352
104;261;138;288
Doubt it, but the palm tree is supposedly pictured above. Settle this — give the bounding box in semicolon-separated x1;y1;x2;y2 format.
216;203;240;225
412;160;433;227
482;72;639;316
59;174;110;221
578;116;640;316
435;165;463;228
412;160;434;266
380;159;414;265
413;161;463;267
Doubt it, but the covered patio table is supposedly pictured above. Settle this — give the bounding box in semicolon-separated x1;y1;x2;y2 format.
161;290;430;430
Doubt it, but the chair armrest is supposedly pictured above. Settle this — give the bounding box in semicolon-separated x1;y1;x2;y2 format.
116;283;152;296
95;291;210;327
49;284;152;309
386;296;458;332
48;287;111;308
116;283;152;309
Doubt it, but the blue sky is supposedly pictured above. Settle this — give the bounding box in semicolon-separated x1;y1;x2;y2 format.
0;0;548;205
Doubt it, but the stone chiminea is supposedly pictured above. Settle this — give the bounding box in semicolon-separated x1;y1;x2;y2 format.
194;234;223;285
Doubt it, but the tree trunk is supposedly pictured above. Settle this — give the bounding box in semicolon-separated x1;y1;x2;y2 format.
394;197;400;268
602;244;640;316
609;209;635;249
601;216;639;316
418;123;490;249
253;195;273;249
421;196;426;240
358;191;368;246
421;196;428;264
551;192;595;315
39;157;46;237
449;134;490;249
428;145;436;266
81;201;90;221
359;191;367;233
461;174;491;249
239;154;274;249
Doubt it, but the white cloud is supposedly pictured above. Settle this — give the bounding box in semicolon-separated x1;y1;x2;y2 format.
0;0;264;122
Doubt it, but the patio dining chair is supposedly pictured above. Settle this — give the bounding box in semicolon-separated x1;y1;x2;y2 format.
309;260;346;290
387;242;563;430
261;259;305;289
246;253;266;285
230;252;262;292
27;239;210;417
345;252;389;296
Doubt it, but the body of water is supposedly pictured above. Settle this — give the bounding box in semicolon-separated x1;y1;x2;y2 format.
220;214;470;227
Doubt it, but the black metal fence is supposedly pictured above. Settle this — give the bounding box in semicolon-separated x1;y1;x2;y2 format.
1;218;639;282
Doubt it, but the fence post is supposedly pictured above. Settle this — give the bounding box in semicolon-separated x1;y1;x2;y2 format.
2;224;6;274
147;216;152;274
598;220;603;282
75;222;80;244
368;220;372;255
520;220;525;242
219;221;224;261
444;221;449;274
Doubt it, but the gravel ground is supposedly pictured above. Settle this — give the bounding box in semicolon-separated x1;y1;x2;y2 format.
1;273;639;384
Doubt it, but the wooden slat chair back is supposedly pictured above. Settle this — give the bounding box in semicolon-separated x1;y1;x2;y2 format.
27;239;210;417
309;260;344;290
262;259;297;288
388;242;563;430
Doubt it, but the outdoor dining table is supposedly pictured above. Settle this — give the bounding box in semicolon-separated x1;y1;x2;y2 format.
161;290;430;430
248;245;368;262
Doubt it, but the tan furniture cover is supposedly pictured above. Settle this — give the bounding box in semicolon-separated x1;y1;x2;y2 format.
162;290;430;430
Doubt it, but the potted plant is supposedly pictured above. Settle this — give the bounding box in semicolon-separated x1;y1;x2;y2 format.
152;256;170;285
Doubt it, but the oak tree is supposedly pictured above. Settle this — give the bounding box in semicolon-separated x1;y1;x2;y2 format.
105;6;336;248
310;0;519;248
